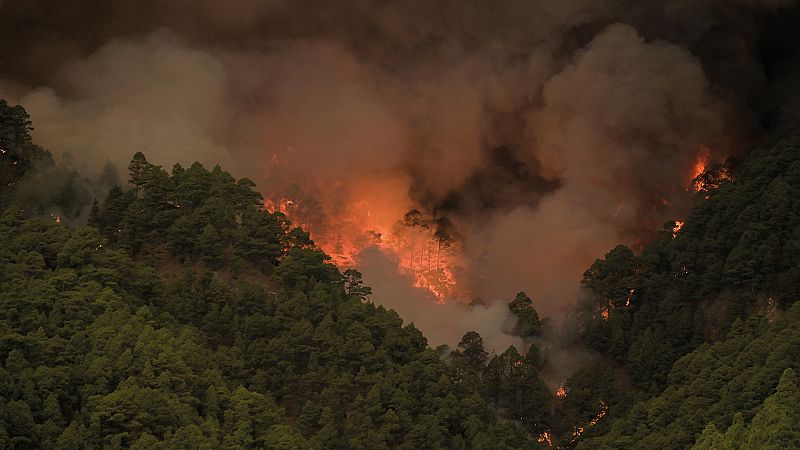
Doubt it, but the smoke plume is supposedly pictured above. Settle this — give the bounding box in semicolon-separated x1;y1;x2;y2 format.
2;0;799;348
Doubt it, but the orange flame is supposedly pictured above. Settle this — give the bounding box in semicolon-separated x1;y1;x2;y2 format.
537;430;554;447
625;288;635;306
265;196;460;301
672;220;684;238
556;385;567;398
690;145;734;194
692;145;710;180
571;400;608;443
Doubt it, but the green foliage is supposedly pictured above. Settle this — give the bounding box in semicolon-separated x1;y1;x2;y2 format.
343;268;373;302
0;206;533;448
458;339;554;437
92;152;307;269
19;100;800;448
691;368;800;450
197;224;223;269
576;139;800;390
571;138;800;448
509;291;541;337
0;101;101;222
458;331;489;370
477;296;554;440
0;146;539;447
579;301;800;449
0;100;51;195
234;209;288;270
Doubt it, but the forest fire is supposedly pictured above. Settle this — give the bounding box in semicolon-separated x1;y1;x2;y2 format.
692;164;734;194
570;400;608;443
672;220;685;237
555;385;567;398
537;430;554;447
691;145;711;185
597;288;635;321
265;194;462;301
625;288;635;306
689;144;736;194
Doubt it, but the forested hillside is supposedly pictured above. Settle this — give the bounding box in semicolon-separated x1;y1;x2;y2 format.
0;100;548;449
573;139;800;449
4;95;800;449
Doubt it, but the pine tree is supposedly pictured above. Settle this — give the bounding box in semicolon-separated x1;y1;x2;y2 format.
128;152;148;198
508;292;541;336
88;199;101;230
198;224;224;269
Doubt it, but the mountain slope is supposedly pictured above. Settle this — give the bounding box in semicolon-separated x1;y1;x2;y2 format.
0;102;541;449
573;139;800;448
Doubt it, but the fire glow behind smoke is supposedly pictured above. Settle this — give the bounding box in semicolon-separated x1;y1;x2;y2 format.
1;0;794;347
693;145;712;182
264;142;721;310
265;191;462;302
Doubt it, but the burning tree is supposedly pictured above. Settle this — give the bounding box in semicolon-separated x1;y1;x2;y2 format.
266;192;465;300
690;160;735;194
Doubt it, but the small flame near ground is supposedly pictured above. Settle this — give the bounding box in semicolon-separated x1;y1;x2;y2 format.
537;398;607;447
570;400;608;444
538;144;714;447
598;288;636;320
537;430;554;447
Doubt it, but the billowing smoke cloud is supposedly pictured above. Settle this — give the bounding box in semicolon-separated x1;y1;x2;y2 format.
2;31;234;173
1;0;799;347
358;247;527;353
468;24;729;314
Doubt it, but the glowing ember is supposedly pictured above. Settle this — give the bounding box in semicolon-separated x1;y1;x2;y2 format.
537;430;554;447
672;220;684;238
600;308;609;320
555;385;567;398
692;145;710;182
588;400;608;426
625;288;635;306
571;400;608;443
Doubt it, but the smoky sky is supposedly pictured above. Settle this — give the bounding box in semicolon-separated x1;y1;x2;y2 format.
2;0;800;346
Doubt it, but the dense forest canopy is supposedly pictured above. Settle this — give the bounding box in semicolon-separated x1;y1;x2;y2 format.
570;138;800;449
3;90;800;449
0;100;552;449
